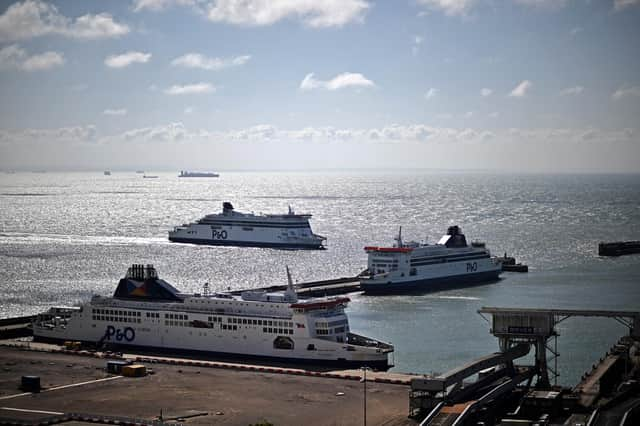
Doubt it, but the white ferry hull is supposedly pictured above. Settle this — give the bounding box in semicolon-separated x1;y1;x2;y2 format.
169;223;325;249
33;320;389;368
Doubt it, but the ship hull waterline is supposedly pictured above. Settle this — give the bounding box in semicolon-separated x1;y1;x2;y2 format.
168;236;325;250
32;336;391;370
361;270;502;295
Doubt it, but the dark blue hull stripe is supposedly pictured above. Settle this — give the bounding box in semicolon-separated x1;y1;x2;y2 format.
168;237;325;250
32;337;390;370
361;270;502;295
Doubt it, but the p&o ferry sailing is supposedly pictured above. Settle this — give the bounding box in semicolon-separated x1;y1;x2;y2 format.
33;264;393;369
360;226;502;295
169;202;326;249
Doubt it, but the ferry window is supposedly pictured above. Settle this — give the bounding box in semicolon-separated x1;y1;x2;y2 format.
268;328;272;333
242;319;247;324
258;320;262;325
228;318;232;323
233;325;237;330
252;320;257;325
268;320;273;326
185;315;188;320
278;328;283;334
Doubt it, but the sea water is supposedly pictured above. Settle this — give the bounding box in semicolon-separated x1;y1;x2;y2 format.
1;171;639;385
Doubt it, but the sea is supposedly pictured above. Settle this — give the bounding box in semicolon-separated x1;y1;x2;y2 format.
1;171;639;386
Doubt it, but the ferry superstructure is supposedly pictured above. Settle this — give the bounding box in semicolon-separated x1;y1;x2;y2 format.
169;202;326;249
360;226;502;295
33;264;392;369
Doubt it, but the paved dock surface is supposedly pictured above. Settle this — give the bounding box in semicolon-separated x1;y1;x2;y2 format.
0;346;416;425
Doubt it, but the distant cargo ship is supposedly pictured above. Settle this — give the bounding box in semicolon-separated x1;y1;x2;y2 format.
169;202;326;249
178;171;219;178
360;226;502;294
103;171;111;176
32;264;393;369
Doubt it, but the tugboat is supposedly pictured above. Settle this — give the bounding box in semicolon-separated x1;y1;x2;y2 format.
33;264;393;369
360;226;502;295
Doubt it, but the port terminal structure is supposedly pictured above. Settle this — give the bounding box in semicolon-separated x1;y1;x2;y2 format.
411;307;640;425
478;307;640;388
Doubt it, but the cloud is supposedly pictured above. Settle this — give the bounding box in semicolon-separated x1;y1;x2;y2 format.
184;107;194;114
300;72;375;91
171;53;250;70
612;86;640;100
559;86;584;96
0;0;129;42
164;83;215;95
105;51;151;68
0;44;64;71
513;0;568;9
103;108;127;116
570;27;582;36
417;0;475;16
133;0;196;12
425;88;438;99
509;80;532;97
412;35;423;56
0;125;97;145
614;0;640;11
480;88;492;97
207;0;370;27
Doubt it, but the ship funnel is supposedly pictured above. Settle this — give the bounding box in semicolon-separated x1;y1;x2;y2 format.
284;265;298;303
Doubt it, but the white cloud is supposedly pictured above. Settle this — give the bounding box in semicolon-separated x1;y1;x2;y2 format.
164;83;215;95
103;108;127;116
464;111;474;118
0;44;64;71
207;0;370;27
514;0;568;9
559;86;584;96
614;0;640;11
184;107;194;114
489;112;499;118
0;125;97;145
0;0;129;42
171;53;250;70
612;86;640;100
425;88;438;99
417;0;475;16
299;72;375;91
133;0;196;12
412;35;424;56
480;88;492;97
509;80;532;97
104;51;151;68
570;27;582;36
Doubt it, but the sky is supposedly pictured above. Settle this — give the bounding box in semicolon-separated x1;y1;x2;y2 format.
0;0;639;172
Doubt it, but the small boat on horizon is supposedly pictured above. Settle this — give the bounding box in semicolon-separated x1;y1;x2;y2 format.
104;171;111;176
143;175;158;179
178;170;219;178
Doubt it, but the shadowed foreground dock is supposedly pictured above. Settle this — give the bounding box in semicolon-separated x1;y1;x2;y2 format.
0;346;414;426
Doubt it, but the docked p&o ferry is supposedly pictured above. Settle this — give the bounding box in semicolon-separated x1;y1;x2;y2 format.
169;202;326;249
33;264;392;369
360;226;502;295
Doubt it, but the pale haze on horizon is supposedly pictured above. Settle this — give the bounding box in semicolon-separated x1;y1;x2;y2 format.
0;0;639;173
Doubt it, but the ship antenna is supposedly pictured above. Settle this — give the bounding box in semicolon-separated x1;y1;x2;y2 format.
203;282;210;296
285;265;298;302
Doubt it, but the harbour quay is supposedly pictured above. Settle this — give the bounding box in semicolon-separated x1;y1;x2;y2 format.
0;345;413;426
